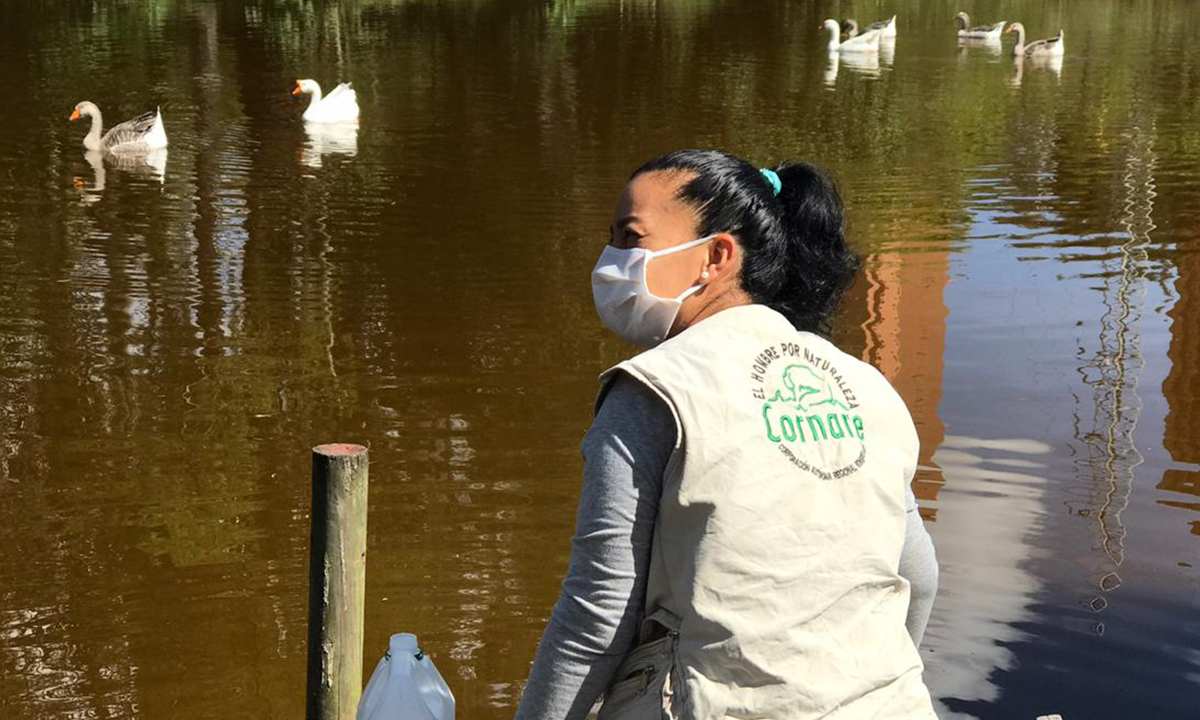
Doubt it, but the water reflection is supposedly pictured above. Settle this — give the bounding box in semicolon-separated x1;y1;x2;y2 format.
1067;111;1156;616
957;37;1003;58
823;53;840;87
923;436;1053;720
74;149;167;202
1009;53;1064;87
826;50;881;81
880;37;896;67
301;122;359;169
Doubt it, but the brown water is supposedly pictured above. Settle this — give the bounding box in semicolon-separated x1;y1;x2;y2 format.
1;1;1198;718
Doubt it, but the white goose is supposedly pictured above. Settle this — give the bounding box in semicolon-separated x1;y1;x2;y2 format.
823;19;881;54
955;12;1006;41
292;79;360;123
69;102;167;153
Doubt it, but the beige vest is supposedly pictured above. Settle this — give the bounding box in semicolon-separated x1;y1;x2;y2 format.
599;305;935;720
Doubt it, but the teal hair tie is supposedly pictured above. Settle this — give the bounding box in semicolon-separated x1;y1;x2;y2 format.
759;168;782;196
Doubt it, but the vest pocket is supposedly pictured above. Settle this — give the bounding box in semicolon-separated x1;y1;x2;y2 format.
596;610;682;720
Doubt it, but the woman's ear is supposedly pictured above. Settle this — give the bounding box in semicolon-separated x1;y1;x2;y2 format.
706;233;740;279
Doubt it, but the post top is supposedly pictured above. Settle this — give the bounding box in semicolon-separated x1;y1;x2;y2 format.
313;443;368;457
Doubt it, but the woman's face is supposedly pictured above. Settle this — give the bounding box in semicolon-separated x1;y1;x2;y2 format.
609;171;710;298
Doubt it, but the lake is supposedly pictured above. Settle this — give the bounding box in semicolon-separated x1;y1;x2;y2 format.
0;1;1198;718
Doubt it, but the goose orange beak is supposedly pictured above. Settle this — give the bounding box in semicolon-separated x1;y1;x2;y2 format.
292;85;301;96
69;109;81;121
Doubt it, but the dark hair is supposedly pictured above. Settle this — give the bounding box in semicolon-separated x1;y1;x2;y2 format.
631;150;861;336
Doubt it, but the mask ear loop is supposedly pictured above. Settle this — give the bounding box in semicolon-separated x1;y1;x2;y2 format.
671;283;706;303
688;236;716;291
644;233;719;259
643;234;720;300
698;235;719;284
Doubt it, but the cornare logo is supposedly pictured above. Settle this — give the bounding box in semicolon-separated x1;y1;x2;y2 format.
749;343;867;481
763;363;864;444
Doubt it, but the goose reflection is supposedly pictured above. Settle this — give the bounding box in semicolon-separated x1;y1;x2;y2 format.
75;147;167;202
301;121;359;168
879;37;896;67
839;50;881;78
141;147;168;179
823;52;840;86
958;36;1003;59
1008;53;1063;88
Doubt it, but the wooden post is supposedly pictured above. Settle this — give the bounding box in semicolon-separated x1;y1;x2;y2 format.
306;443;369;720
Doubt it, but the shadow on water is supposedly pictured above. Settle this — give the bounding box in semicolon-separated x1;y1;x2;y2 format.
1;1;1199;719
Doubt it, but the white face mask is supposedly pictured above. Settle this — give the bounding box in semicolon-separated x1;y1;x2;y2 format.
591;234;715;347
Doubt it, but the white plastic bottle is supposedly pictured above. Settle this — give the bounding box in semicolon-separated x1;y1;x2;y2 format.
357;633;455;720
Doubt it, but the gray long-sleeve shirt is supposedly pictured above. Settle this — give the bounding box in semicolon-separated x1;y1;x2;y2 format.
514;373;938;720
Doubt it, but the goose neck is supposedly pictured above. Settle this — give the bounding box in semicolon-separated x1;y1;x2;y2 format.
307;83;324;109
84;109;104;152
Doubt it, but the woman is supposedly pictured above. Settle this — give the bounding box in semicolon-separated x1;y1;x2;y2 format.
515;150;939;720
